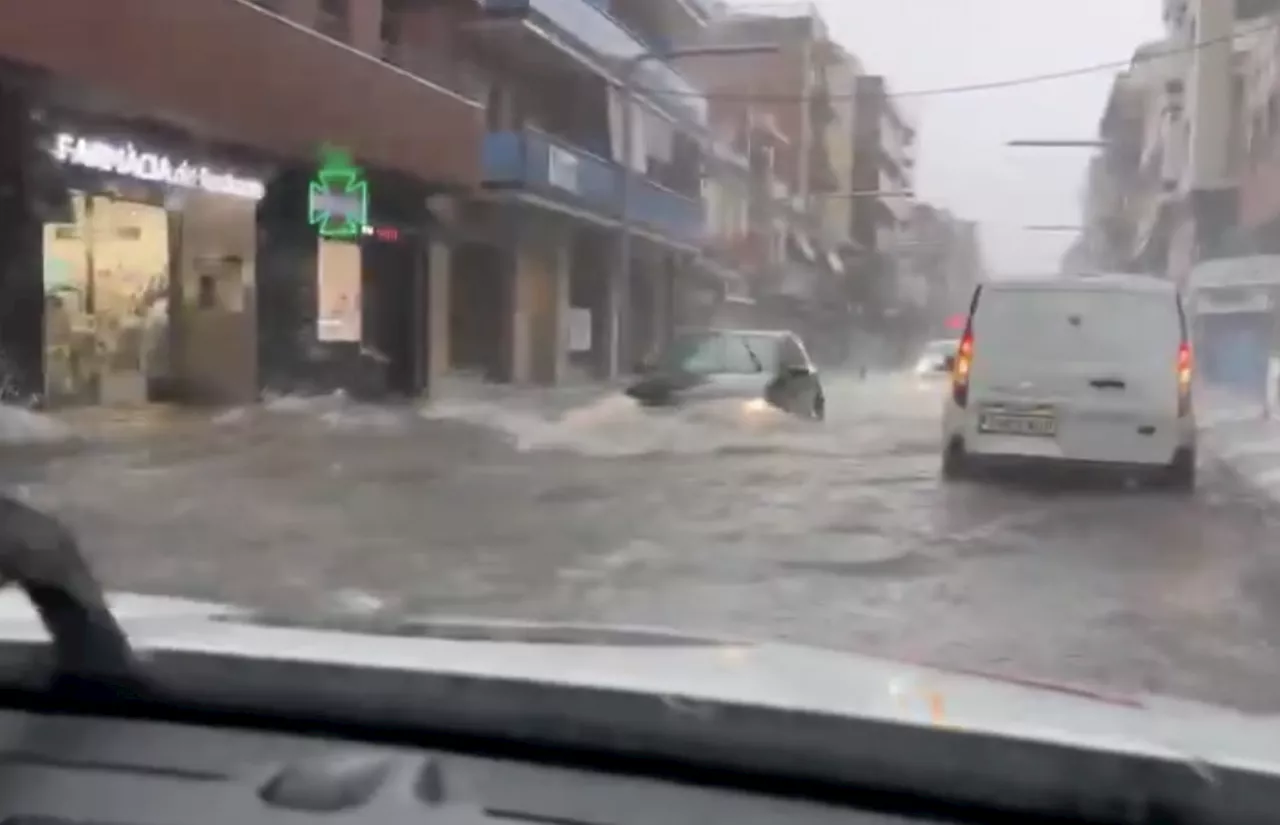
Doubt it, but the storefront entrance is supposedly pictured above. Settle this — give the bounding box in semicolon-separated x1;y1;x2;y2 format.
42;191;172;405
35;118;267;408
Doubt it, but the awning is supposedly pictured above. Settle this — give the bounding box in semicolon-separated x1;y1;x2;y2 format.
1;0;484;186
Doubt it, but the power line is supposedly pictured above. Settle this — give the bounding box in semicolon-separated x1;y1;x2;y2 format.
635;15;1278;101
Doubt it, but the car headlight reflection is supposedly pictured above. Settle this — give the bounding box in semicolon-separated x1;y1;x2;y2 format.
743;398;771;414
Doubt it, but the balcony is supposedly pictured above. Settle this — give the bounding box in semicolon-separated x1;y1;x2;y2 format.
483;130;703;244
2;0;484;186
472;0;708;128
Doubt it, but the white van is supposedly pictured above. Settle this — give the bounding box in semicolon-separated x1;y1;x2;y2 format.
940;275;1196;489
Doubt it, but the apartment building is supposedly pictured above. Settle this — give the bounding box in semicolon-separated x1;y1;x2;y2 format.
1236;1;1280;250
1076;0;1269;282
697;130;756;325
437;0;719;382
1160;0;1238;284
676;5;856;362
0;0;486;408
695;106;793;329
820;47;863;253
1069;60;1159;273
903;204;984;335
1070;38;1184;275
849;75;916;321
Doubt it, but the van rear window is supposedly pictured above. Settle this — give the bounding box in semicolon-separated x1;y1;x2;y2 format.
972;288;1182;363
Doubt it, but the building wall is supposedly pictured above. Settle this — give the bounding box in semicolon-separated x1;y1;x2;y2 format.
679;13;836;203
821;51;859;244
510;215;571;385
1238;17;1280;229
1;0;483;185
851;78;912;200
1182;0;1236;192
680;45;807;196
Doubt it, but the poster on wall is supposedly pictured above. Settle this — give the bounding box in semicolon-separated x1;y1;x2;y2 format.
568;307;592;352
316;239;362;342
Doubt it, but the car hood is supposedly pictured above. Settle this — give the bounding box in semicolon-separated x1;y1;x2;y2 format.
0;589;1274;772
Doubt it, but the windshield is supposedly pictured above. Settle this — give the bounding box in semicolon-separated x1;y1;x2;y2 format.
6;0;1278;776
922;340;958;358
657;332;765;374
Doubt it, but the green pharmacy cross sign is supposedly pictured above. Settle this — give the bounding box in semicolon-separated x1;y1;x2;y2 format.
309;149;369;238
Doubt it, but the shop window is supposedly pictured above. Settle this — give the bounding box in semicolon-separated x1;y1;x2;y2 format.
41;194;171;406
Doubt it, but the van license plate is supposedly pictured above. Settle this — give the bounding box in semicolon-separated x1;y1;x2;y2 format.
979;413;1056;436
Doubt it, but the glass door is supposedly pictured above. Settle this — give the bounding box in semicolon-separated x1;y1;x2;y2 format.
42;192;172;406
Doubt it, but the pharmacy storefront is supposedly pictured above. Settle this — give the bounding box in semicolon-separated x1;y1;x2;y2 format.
41;123;272;407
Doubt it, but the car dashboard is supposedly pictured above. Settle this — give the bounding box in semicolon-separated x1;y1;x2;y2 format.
0;707;962;825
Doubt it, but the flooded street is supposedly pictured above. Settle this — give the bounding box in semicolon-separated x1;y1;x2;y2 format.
4;373;1280;712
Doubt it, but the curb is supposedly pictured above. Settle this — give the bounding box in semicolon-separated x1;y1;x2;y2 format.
1200;421;1280;509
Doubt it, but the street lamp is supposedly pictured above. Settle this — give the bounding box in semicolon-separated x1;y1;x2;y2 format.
815;189;916;199
611;42;778;378
1006;139;1110;148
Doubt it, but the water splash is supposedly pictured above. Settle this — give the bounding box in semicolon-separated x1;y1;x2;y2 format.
0;404;74;444
255;390;411;433
420;373;944;458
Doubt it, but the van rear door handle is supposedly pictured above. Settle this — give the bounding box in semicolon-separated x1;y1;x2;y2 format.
1089;378;1126;389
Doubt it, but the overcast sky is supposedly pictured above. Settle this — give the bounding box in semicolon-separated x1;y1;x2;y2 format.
730;0;1164;275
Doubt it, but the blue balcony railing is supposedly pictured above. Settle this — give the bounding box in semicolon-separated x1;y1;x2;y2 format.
479;0;708;128
628;178;702;240
483;130;703;243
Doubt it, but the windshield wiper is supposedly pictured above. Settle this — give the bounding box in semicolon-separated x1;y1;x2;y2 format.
740;341;763;372
0;496;141;694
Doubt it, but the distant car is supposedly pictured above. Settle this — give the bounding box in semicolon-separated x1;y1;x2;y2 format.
626;328;825;420
914;338;960;380
940;274;1196;490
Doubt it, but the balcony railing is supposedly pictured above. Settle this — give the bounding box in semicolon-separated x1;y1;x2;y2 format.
478;0;708;127
483;129;703;243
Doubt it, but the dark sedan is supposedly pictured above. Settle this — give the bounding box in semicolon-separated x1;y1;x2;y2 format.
625;328;825;420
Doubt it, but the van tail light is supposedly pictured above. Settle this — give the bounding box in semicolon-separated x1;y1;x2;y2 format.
952;326;974;407
1176;341;1192;417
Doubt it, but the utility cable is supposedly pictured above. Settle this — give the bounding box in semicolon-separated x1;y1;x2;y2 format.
632;14;1279;101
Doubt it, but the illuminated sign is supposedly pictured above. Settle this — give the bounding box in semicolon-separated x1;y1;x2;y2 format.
50;132;265;200
360;225;401;242
309;150;369;239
